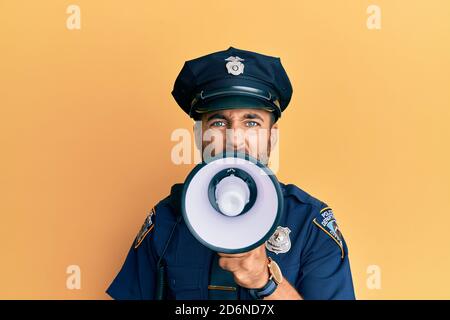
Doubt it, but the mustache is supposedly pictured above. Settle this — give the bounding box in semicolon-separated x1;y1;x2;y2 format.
205;148;270;165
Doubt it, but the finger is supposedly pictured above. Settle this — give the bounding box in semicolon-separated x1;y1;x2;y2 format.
218;257;241;272
217;252;248;258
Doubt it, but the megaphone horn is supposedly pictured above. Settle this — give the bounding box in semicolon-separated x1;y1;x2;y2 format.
181;153;283;254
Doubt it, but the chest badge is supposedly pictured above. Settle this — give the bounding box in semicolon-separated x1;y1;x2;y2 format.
225;56;245;75
265;226;291;254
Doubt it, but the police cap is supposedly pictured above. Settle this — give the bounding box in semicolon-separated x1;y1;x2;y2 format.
171;47;293;122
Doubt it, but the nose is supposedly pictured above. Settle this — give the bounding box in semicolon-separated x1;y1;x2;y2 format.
225;128;246;153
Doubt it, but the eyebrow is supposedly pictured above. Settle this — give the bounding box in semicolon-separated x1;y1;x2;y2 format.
206;113;265;122
206;113;227;122
243;113;264;122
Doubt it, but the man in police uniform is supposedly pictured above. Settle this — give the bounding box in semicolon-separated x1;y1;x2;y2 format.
106;47;355;300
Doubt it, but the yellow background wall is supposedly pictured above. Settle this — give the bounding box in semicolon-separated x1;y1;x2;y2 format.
1;0;449;299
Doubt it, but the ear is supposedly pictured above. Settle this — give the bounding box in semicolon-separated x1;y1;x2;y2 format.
269;123;279;152
193;120;203;151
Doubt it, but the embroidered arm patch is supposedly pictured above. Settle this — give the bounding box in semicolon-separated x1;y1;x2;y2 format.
134;207;156;249
312;207;345;259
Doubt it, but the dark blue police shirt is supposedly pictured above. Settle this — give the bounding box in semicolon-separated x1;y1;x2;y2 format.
106;182;356;300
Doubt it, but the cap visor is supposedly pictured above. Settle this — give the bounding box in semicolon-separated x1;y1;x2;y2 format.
194;95;275;115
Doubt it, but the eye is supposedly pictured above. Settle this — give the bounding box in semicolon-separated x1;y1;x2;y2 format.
246;121;260;127
211;121;226;127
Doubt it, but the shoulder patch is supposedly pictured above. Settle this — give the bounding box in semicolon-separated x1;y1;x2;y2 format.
312;207;344;259
134;207;156;249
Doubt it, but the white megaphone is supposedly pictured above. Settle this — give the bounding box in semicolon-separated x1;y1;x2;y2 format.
181;153;283;253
